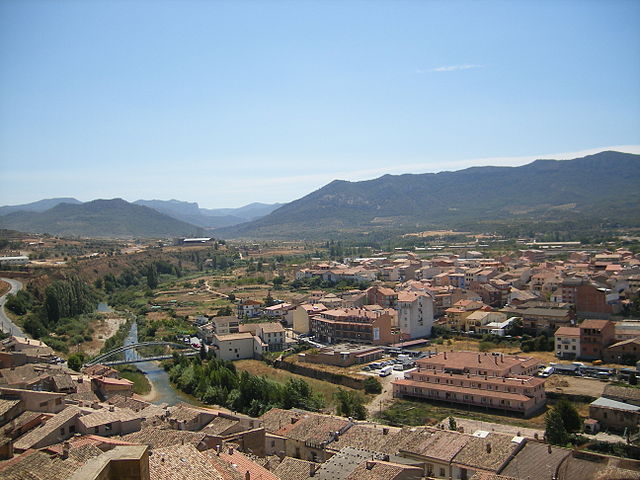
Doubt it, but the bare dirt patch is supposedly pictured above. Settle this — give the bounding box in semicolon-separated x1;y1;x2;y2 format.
82;314;127;356
545;375;606;398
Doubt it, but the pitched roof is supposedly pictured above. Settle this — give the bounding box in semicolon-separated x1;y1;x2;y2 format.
396;427;470;461
121;426;208;449
346;460;422;480
452;433;522;472
273;457;315;480
500;441;571;479
150;444;225;480
77;407;140;428
14;406;82;450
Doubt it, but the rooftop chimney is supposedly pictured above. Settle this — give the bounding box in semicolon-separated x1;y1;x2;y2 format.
216;444;222;456
486;443;492;454
382;427;389;435
309;462;318;477
109;406;115;412
291;417;298;424
366;461;375;470
229;446;234;455
245;471;250;480
548;444;552;454
444;352;447;360
62;441;70;460
478;354;481;363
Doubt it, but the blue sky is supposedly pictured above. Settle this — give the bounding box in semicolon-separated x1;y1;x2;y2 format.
1;0;639;208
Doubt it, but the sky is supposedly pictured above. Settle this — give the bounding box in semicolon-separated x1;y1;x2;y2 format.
1;0;639;209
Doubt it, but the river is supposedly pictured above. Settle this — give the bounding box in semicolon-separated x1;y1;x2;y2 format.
123;320;198;406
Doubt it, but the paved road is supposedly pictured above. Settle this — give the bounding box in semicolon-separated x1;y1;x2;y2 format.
0;277;26;337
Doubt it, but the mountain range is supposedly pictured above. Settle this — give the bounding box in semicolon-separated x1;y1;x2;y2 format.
0;198;282;237
0;199;203;238
217;150;640;239
1;151;638;239
133;199;282;228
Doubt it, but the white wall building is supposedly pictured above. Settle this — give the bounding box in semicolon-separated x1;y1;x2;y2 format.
396;292;434;339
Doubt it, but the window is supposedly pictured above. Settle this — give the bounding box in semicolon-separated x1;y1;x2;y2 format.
60;427;65;435
440;467;445;477
39;401;48;408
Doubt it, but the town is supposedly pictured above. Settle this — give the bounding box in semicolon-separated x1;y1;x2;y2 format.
0;233;639;479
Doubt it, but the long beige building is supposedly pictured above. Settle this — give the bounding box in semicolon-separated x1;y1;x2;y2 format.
392;351;545;416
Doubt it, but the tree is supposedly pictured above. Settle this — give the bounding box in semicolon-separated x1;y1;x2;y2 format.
449;417;458;431
146;264;159;289
363;377;382;394
554;398;581;433
545;408;569;445
67;352;85;372
334;388;367;420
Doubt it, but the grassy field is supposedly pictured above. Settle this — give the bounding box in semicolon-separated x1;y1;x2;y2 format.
235;359;364;410
117;366;152;395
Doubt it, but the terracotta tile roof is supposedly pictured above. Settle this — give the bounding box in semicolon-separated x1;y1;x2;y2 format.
259;408;305;434
150;444;225;480
393;427;465;460
452;433;522;472
579;319;612;330
500;442;571;479
202;416;240;435
0;450;80;480
14;406;82;450
330;424;401;453
272;457;315;480
346;460;422;480
274;412;350;446
416;351;539;373
0;398;19;416
78;407;140;429
121;426;208;449
218;448;279;480
555;327;580;336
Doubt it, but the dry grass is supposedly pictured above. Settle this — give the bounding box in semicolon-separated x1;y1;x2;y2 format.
0;280;10;297
234;359;361;409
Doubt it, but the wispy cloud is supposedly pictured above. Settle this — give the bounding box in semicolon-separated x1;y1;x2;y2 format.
417;64;483;74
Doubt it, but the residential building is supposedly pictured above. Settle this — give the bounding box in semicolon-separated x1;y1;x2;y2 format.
237;299;262;319
366;286;398;308
392;352;545;416
579;319;615;360
603;337;640;364
291;303;327;334
256;322;286;352
555;326;581;360
310;307;394;345
588;397;640;432
211;333;262;361
396;291;434;339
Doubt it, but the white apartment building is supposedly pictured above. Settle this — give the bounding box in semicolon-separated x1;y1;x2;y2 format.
397;291;434;339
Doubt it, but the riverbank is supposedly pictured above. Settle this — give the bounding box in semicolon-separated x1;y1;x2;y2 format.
117;366;152;396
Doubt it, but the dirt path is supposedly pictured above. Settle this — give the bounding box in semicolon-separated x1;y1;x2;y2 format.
365;370;405;417
204;280;229;298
